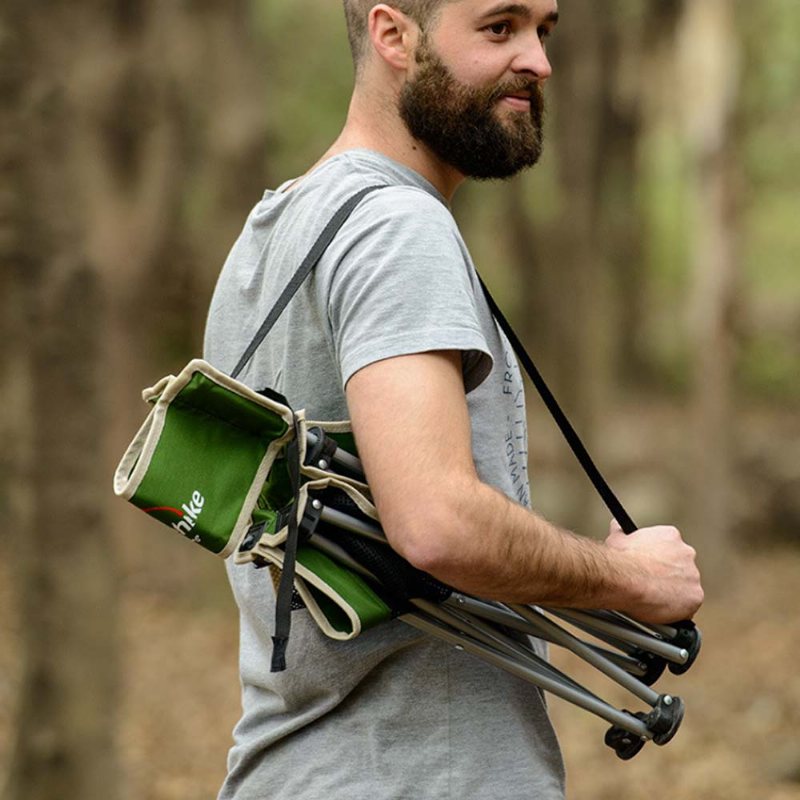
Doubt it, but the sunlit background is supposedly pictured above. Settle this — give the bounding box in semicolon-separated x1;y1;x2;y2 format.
1;1;798;798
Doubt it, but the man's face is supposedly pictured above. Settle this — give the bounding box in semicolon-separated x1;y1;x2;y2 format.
398;0;558;180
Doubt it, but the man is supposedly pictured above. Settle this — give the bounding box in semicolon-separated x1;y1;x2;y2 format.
204;1;703;798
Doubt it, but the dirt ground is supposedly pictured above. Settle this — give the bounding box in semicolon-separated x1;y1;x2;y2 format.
548;549;800;800
2;543;799;800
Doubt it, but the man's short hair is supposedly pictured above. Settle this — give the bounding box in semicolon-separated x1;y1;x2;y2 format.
342;1;451;69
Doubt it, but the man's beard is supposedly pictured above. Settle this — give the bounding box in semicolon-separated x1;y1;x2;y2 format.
398;42;545;180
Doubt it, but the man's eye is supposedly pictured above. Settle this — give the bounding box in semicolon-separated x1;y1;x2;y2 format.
485;21;511;37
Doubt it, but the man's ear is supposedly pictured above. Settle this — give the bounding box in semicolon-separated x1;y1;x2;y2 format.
368;4;418;72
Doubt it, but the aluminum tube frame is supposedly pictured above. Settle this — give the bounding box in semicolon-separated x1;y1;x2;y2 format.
604;611;678;641
319;504;682;669
548;609;689;666
311;534;380;582
414;599;597;697
508;605;661;707
402;612;653;740
445;595;648;678
320;506;387;544
306;430;366;480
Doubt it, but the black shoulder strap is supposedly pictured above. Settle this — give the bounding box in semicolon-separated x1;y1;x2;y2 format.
478;275;638;535
231;184;386;380
228;183;385;673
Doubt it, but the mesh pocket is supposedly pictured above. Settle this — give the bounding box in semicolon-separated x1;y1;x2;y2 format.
318;522;452;613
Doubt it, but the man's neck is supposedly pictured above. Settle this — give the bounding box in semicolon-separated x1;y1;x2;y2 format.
309;91;465;202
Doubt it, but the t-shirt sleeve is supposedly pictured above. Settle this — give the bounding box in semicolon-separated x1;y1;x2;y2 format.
327;187;493;392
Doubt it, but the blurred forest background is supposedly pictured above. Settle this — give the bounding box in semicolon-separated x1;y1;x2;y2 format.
1;0;799;798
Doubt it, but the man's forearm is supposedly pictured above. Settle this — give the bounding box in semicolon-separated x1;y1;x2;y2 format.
392;477;630;607
384;475;702;624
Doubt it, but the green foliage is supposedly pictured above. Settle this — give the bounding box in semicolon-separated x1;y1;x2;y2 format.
739;335;800;400
737;0;800;397
639;130;692;301
255;0;355;179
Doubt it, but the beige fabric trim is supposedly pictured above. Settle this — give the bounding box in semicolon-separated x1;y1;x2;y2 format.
243;547;362;641
113;403;168;500
251;476;377;550
115;359;299;558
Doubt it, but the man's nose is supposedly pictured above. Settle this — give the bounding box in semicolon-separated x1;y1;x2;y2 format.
512;36;552;81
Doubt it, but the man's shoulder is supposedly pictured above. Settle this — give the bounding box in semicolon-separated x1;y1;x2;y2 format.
292;151;456;233
350;183;455;232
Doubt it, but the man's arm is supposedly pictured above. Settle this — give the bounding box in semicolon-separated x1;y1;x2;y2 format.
346;350;703;624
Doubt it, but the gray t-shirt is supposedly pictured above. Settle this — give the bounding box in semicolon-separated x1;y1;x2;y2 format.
203;150;565;800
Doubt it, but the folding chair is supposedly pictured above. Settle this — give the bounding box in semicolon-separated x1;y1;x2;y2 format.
114;187;701;759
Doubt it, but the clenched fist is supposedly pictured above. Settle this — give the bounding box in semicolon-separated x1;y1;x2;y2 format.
605;520;704;624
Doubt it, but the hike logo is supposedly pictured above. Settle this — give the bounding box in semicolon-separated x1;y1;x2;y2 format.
144;490;205;539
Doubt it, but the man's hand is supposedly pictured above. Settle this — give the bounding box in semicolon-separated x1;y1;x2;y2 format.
604;520;704;624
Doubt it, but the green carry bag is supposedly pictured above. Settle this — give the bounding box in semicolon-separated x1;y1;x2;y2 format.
113;358;297;558
113;358;392;641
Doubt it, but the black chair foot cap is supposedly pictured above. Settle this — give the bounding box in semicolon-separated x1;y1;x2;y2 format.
604;724;646;760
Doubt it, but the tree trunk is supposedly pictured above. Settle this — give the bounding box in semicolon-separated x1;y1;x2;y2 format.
678;0;741;586
534;0;617;533
1;3;120;797
2;1;270;795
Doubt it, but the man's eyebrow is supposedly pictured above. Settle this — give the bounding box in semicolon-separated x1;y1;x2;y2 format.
477;3;559;25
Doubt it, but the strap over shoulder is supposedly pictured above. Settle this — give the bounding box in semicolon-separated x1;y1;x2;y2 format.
231;184;387;381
